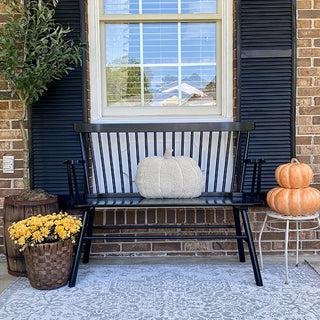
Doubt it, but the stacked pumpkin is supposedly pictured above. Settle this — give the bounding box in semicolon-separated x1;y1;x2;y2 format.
267;158;320;216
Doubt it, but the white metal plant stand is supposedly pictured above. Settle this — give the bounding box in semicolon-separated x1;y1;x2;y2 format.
258;210;320;284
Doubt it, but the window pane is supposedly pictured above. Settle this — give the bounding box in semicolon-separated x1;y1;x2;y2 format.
106;66;143;106
142;0;178;13
143;24;178;64
104;22;216;108
105;24;140;64
144;67;179;106
103;0;217;14
104;0;139;14
181;66;216;106
181;23;216;64
181;0;217;13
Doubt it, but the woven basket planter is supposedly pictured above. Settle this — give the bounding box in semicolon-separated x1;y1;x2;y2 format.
24;239;74;290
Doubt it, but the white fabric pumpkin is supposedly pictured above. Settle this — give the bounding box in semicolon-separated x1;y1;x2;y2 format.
135;149;204;198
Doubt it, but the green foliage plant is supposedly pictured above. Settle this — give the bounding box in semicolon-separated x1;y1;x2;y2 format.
0;0;85;191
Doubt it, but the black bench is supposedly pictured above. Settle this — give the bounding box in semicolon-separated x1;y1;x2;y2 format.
66;121;265;287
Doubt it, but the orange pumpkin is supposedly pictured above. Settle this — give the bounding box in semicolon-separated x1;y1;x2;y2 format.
266;186;320;216
275;158;313;189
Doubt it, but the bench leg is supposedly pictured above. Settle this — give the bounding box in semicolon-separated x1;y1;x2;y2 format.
83;208;94;263
241;209;263;286
233;207;245;263
69;209;88;287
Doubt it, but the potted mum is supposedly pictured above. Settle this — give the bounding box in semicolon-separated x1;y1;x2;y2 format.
0;0;85;275
8;212;82;289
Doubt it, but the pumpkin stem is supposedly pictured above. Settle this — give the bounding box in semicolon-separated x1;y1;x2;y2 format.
291;158;300;165
164;148;173;159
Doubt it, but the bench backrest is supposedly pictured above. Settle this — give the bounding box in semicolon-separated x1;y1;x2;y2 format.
74;122;254;196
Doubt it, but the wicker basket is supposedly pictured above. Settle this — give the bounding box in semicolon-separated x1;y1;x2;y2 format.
24;239;74;290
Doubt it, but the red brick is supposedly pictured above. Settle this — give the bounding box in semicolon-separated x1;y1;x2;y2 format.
302;241;320;250
13;180;24;189
152;242;181;251
297;145;320;154
157;208;165;223
299;106;320;115
122;243;151;252
212;241;238;251
183;241;211;251
297;97;313;107
126;209;136;224
167;208;176;223
313;116;320;125
146;208;156;224
314;0;320;9
297;58;311;67
297;20;312;28
0;130;21;140
105;210;115;225
176;208;186;223
298;68;320;76
297;77;312;87
296;0;312;9
196;208;205;223
137;209;146;224
186;208;195;223
296;136;312;145
0;101;9;110
298;10;320;19
298;87;320;96
0;121;10;129
296;116;312;125
91;243;120;252
297;39;312;47
116;209;125;224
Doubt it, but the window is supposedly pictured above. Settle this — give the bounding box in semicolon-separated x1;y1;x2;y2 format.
88;0;233;122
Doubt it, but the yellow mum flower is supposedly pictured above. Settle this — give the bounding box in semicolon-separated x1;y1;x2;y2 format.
56;226;67;239
32;231;44;243
18;237;26;245
40;227;50;237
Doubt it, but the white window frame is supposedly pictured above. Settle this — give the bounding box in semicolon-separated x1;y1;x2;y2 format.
88;0;233;123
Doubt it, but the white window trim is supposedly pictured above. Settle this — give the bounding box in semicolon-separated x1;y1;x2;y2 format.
88;0;233;123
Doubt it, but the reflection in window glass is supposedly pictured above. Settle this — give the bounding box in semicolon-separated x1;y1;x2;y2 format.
105;23;216;108
181;0;216;13
181;66;216;106
143;24;178;64
142;0;178;13
181;23;216;64
103;0;216;14
104;0;139;14
105;24;140;65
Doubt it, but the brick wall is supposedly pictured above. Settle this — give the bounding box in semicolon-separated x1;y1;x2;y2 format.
0;3;24;255
1;1;320;258
296;0;320;193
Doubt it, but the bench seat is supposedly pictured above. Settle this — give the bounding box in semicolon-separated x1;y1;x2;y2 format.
66;121;265;288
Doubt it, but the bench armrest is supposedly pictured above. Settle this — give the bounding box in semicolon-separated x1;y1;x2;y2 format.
245;158;266;200
63;160;86;205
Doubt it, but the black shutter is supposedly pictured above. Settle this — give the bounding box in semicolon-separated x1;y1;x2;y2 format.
31;0;85;196
237;0;296;194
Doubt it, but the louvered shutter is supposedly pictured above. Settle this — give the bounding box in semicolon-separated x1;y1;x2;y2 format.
237;0;296;195
31;0;85;196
